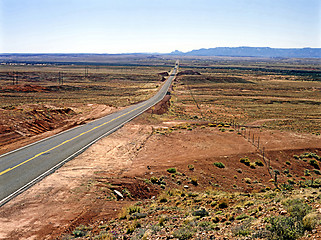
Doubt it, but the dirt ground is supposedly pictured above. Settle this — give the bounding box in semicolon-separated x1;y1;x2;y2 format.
0;107;320;239
0;69;321;239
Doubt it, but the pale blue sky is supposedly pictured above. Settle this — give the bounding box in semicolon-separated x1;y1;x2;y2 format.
0;0;320;53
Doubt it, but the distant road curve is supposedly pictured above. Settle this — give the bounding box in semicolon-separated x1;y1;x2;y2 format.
0;61;179;207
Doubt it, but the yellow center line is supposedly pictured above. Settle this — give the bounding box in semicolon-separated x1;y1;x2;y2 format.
0;102;148;176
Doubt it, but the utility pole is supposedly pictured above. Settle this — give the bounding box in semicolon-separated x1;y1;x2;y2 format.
12;72;18;85
84;66;89;80
61;72;63;85
58;72;64;85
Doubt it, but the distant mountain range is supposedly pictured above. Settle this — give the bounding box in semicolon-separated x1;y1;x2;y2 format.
170;47;321;58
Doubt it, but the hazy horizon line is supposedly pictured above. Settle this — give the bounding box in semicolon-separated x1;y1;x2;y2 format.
1;46;321;55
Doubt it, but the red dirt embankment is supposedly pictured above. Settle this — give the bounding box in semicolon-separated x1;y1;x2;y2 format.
0;103;116;155
0;106;75;148
146;95;171;115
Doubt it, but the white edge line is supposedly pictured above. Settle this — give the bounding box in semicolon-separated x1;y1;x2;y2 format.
0;74;176;207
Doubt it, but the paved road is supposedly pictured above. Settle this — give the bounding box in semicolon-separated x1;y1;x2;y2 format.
0;63;178;206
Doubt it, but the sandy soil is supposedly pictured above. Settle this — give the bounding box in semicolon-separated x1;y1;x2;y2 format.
0;112;320;239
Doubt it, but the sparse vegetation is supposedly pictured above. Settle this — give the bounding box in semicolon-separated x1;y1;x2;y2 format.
309;159;320;169
188;164;194;171
213;162;225;168
303;213;321;231
190;177;198;186
3;58;321;239
267;198;312;239
244;178;252;184
173;227;194;240
240;157;251;166
313;169;321;175
65;185;321;239
167;168;177;174
304;169;311;176
255;159;264;166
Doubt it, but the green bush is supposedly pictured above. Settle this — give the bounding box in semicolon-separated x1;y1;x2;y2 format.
126;219;140;234
218;199;229;209
303;213;321;231
72;225;92;237
232;220;252;237
235;213;250;220
188;164;194;171
244;200;254;207
159;195;168;203
288;179;295;185
118;205;141;219
304;169;311;176
167;168;177;173
244;178;252;184
214;162;225;168
127;205;141;215
72;229;86;237
192;208;209;218
158;215;168;227
240;157;250;166
267;216;304;240
255;160;264;166
282;198;311;221
313;169;321;175
150;176;158;184
300;152;321;160
173;227;193;240
212;216;220;223
190;177;198;186
281;183;294;191
250;162;256;169
309;159;320;169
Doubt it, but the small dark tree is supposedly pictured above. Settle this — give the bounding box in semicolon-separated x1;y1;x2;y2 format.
274;169;280;188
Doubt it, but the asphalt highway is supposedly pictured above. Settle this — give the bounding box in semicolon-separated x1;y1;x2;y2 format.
0;63;178;206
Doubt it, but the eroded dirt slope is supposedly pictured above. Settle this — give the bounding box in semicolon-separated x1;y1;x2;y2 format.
0;103;117;155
